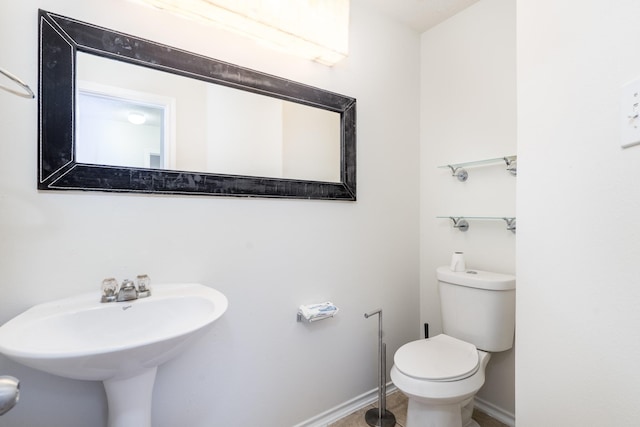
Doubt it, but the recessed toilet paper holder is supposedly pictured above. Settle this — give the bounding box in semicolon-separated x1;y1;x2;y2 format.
297;312;336;323
297;302;339;323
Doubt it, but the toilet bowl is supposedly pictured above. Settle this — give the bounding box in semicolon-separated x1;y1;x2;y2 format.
391;266;516;427
390;334;490;427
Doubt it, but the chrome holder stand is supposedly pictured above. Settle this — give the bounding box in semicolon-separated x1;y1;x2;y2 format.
364;309;396;427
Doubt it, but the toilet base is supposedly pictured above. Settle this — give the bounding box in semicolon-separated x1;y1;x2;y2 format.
364;407;396;427
405;396;476;427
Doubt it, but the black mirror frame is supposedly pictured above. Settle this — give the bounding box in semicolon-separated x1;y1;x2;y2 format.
38;10;356;200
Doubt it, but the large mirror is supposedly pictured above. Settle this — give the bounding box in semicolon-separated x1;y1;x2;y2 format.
38;10;356;200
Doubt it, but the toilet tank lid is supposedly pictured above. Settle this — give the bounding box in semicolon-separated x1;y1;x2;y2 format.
437;266;515;291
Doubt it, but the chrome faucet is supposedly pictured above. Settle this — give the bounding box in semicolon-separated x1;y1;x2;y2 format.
116;279;138;302
101;275;152;303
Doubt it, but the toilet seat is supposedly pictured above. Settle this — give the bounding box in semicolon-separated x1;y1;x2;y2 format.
394;334;479;382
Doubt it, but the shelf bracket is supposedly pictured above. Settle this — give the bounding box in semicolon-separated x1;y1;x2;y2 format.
504;156;517;176
449;217;469;232
446;165;468;182
502;217;516;233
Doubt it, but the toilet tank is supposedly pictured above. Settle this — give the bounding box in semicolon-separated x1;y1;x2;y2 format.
437;266;516;352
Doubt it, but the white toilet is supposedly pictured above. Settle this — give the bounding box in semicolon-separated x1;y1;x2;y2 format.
390;266;516;427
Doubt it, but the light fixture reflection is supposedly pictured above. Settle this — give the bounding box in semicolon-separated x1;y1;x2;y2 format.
133;0;349;66
127;111;147;125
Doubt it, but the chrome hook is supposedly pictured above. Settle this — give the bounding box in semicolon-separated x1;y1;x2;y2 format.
0;67;34;99
0;376;20;415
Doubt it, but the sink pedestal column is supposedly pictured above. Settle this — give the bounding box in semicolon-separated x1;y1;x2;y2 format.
103;367;157;427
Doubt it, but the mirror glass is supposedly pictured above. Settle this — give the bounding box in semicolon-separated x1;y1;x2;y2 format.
38;10;356;200
76;53;341;182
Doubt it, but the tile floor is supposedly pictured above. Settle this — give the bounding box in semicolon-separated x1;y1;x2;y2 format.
329;391;508;427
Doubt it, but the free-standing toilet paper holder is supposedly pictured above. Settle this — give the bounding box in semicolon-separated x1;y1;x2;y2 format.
364;309;396;427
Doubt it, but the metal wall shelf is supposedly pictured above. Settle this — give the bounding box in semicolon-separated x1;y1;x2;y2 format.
438;155;517;181
438;216;516;233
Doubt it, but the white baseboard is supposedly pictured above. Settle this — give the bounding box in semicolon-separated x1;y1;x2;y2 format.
294;385;515;427
474;396;516;427
293;383;397;427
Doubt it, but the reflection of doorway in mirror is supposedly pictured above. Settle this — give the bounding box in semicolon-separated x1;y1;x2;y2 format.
76;81;176;170
148;152;162;169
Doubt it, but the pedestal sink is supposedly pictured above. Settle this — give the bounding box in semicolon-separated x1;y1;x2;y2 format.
0;283;228;427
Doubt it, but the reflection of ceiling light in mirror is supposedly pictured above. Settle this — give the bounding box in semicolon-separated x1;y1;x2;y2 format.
128;111;147;125
132;0;349;66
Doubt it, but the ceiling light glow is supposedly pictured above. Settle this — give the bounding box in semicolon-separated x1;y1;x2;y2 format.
133;0;349;66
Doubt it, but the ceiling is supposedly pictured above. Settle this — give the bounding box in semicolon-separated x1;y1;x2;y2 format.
355;0;480;33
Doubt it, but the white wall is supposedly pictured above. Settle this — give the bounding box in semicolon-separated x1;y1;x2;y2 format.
517;0;640;425
282;103;341;182
420;0;517;417
206;84;284;177
0;1;420;426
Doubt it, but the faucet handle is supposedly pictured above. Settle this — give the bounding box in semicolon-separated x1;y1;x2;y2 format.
101;278;119;303
136;274;151;298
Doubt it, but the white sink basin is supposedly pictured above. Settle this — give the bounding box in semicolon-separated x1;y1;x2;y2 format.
0;283;228;427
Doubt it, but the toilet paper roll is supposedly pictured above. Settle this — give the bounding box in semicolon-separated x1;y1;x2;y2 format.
298;302;339;322
450;252;466;272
